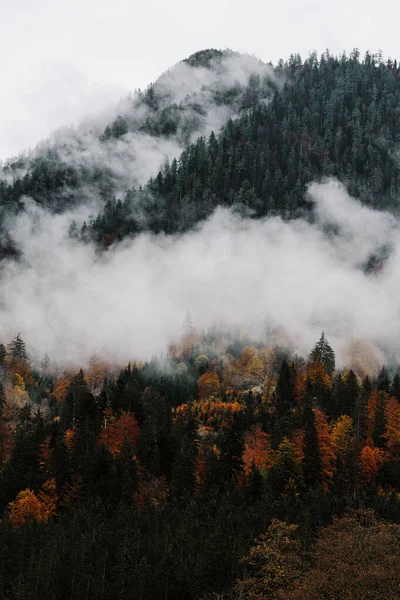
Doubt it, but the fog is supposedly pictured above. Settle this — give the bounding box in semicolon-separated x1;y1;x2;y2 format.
0;179;398;370
2;52;277;200
2;0;399;158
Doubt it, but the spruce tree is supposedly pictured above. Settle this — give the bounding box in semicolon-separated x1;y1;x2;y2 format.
8;334;27;361
309;332;335;376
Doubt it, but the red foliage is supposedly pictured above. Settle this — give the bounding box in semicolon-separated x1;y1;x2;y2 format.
98;411;139;457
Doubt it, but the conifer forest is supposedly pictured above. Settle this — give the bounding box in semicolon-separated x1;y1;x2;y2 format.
1;48;400;598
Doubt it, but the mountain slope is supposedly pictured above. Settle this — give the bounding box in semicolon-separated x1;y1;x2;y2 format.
89;50;400;243
0;49;278;217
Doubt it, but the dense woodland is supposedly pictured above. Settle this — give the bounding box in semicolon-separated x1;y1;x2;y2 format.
1;49;400;245
0;331;400;598
1;49;400;598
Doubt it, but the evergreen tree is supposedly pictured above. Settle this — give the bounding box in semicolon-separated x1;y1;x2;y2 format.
302;380;322;486
0;343;6;366
373;391;388;448
309;332;335;376
8;334;27;362
377;366;391;393
343;370;360;416
170;407;199;497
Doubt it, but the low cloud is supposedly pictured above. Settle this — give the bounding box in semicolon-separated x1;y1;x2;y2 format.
1;52;278;203
0;179;399;371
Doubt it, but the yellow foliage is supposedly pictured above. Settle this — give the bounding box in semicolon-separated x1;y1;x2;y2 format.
315;409;336;488
198;371;221;399
224;346;267;388
8;478;57;528
11;373;25;389
53;376;71;403
332;415;354;457
9;385;29;408
177;397;244;429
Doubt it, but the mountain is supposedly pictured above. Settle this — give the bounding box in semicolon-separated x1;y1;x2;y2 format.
0;49;277;216
2;49;400;600
2;49;400;250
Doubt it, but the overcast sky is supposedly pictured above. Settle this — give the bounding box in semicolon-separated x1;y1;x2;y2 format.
1;0;399;159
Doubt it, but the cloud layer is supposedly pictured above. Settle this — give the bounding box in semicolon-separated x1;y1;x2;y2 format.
0;179;399;370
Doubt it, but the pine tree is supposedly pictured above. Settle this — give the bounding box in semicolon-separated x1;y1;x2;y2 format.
309;332;335;376
0;343;6;366
343;370;360;416
8;334;27;361
377;366;391;393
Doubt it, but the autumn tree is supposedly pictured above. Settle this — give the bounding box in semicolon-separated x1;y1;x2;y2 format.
360;443;384;485
267;437;303;496
198;371;221;399
280;510;400;600
242;425;272;476
98;411;140;457
236;520;304;599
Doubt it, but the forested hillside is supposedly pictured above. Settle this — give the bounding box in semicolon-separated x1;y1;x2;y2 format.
1;48;400;599
1;332;400;598
89;50;400;241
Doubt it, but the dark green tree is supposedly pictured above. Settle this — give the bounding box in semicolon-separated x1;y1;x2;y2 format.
309;332;335;376
302;380;322;486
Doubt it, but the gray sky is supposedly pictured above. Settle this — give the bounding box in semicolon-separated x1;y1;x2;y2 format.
1;0;399;159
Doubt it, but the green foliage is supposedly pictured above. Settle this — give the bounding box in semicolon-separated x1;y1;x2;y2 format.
309;332;335;376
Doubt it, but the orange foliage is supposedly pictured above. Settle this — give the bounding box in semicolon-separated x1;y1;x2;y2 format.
8;489;43;528
8;478;57;528
307;361;332;388
64;428;75;453
98;411;139;457
384;398;400;455
38;478;58;521
53;376;71;403
360;444;384;484
178;398;244;429
198;372;221;399
315;408;336;488
242;425;272;475
39;435;53;475
8;359;34;386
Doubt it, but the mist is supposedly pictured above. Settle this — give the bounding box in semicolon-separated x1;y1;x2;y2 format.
0;52;279;218
0;178;398;371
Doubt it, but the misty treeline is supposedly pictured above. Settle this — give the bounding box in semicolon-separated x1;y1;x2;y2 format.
1;330;400;598
2;48;400;249
1;47;400;599
1;49;400;249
